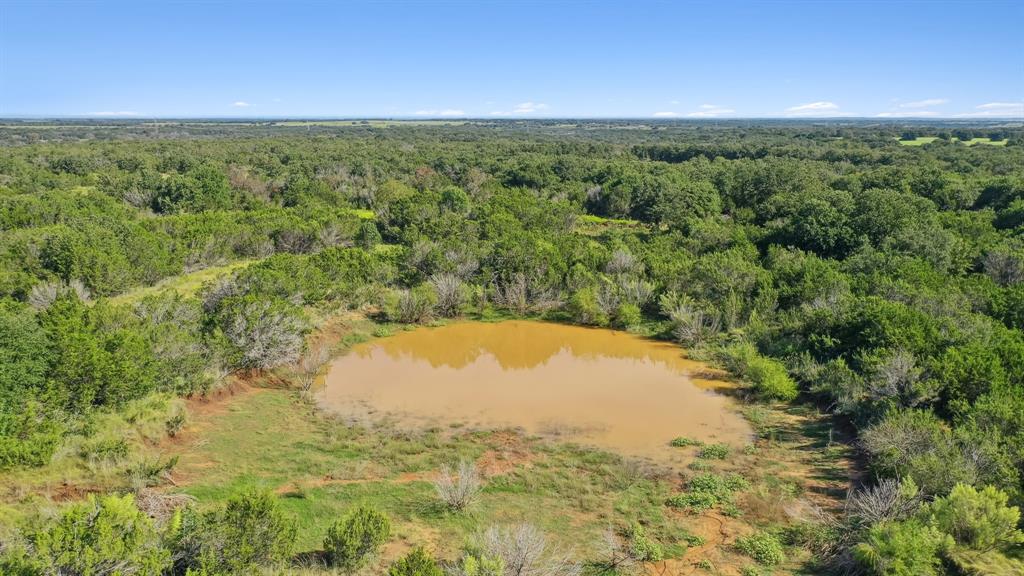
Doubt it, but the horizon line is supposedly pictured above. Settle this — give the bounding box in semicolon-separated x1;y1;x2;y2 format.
2;115;1022;122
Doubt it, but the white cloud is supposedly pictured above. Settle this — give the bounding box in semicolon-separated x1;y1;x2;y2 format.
686;104;735;117
955;101;1024;118
669;100;680;105
899;98;947;109
513;102;549;113
652;111;680;117
413;109;465;116
489;102;550;116
785;101;840;115
876;110;938;118
231;101;251;108
89;111;139;116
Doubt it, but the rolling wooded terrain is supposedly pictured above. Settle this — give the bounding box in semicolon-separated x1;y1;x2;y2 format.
1;119;1023;575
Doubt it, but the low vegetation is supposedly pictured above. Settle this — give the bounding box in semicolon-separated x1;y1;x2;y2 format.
1;119;1022;573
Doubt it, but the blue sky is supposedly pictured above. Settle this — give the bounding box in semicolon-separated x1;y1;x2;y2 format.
1;1;1021;119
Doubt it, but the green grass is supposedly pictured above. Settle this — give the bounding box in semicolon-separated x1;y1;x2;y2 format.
347;208;376;219
106;259;257;306
897;136;1008;147
0;312;853;572
576;214;645;237
168;389;695;557
958;137;1008;146
897;136;939;146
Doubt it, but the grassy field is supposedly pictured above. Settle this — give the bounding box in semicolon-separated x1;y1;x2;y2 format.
162;381;853;573
106;259;257;306
898;136;1009;146
897;136;940;146
0;311;856;574
959;137;1009;146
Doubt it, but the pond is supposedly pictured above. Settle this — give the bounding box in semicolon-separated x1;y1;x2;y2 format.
318;321;752;462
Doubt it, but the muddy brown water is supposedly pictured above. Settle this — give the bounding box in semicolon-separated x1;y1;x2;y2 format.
318;321;752;462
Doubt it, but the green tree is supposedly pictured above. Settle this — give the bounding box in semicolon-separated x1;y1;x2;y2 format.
32;494;171;576
853;520;950;576
324;505;392;570
926;484;1024;552
171;490;297;573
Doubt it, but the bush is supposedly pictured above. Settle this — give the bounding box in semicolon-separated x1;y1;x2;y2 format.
430;273;464;317
717;341;797;401
447;553;504;576
853;520;949;576
389;547;444;576
356;220;382;249
215;295;308;371
481;523;579;576
666;473;748;512
746;355;798;401
567;287;608;326
613;303;642;330
926;483;1023;552
666;491;718;512
434;460;482;511
734;532;785;566
698;443;730;459
171;489;297;573
669;436;702;448
388;285;436;324
324;505;392;570
626;522;663;562
860;409;976;496
31;494;171;576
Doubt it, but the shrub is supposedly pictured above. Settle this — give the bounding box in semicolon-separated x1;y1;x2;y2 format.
567;287;608;326
669;436;702;448
860;409;976;496
660;292;721;347
324;505;392;570
171;489;297;573
613;303;642;330
698;443;729;459
31;494;171;576
666;491;718;512
853;520;949;576
666;472;748;512
734;532;785;566
847;478;921;528
434;460;482;511
164;405;188;437
926;483;1023;552
746;355;798;401
389;286;436;324
448;553;504;576
482;523;580;576
215;295;307;371
430;273;464;317
626;522;663;562
717;341;797;401
389;547;444;576
356;220;382;249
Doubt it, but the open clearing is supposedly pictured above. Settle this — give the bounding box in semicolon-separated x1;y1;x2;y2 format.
898;136;1009;146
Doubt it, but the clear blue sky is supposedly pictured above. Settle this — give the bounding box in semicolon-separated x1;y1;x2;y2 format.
1;1;1021;118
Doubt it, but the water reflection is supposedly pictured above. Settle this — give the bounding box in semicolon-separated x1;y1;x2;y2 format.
319;321;751;461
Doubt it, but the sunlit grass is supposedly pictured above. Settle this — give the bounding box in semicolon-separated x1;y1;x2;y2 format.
106;259;257;306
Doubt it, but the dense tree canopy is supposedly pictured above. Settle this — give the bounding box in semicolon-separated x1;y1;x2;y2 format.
0;119;1022;573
